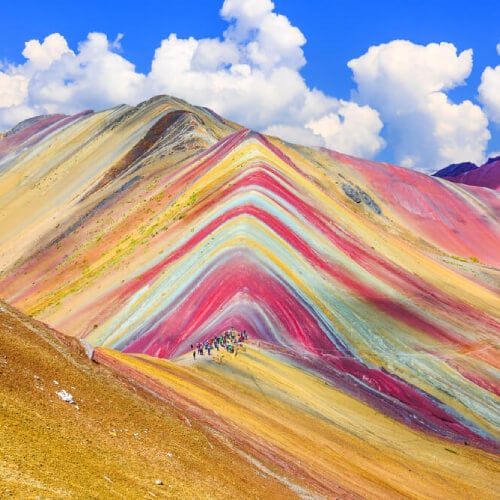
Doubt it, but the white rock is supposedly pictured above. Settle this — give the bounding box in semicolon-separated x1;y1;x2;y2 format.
56;389;74;404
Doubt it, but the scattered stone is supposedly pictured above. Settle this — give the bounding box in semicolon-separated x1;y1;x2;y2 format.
155;479;163;485
103;475;113;483
342;183;361;203
342;183;382;215
56;389;74;404
53;380;59;385
359;189;382;215
166;452;173;458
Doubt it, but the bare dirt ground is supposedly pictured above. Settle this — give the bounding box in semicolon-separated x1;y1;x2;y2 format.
0;300;309;499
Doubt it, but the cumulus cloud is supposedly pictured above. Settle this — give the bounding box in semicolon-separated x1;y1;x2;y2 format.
144;0;384;155
265;100;385;159
0;0;497;170
221;0;306;71
22;33;72;70
0;73;28;107
478;43;500;124
0;32;146;125
348;40;490;171
0;0;384;160
305;101;385;158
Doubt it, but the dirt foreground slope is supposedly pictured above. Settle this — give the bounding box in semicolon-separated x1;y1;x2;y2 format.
0;300;312;499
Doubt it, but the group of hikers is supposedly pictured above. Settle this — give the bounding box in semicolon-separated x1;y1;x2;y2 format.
191;326;248;360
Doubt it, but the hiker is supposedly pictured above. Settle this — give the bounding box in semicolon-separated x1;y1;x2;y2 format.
193;350;196;360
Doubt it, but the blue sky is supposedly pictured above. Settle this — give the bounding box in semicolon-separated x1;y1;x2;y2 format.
1;0;499;172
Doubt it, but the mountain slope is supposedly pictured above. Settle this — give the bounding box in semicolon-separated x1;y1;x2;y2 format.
94;344;500;499
0;96;499;462
0;300;303;498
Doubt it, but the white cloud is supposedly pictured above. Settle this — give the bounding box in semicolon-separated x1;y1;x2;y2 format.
0;0;384;161
0;32;146;123
145;0;312;130
1;1;497;170
0;73;28;107
220;0;306;71
306;101;385;158
191;38;239;71
22;33;71;70
348;40;490;171
266;100;385;160
27;33;146;114
478;43;500;124
221;0;273;27
264;124;324;147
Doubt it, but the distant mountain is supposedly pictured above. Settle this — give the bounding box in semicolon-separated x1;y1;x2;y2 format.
433;157;500;190
433;161;478;178
0;95;498;472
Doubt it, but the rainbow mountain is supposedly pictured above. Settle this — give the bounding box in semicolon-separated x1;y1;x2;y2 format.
0;96;499;495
